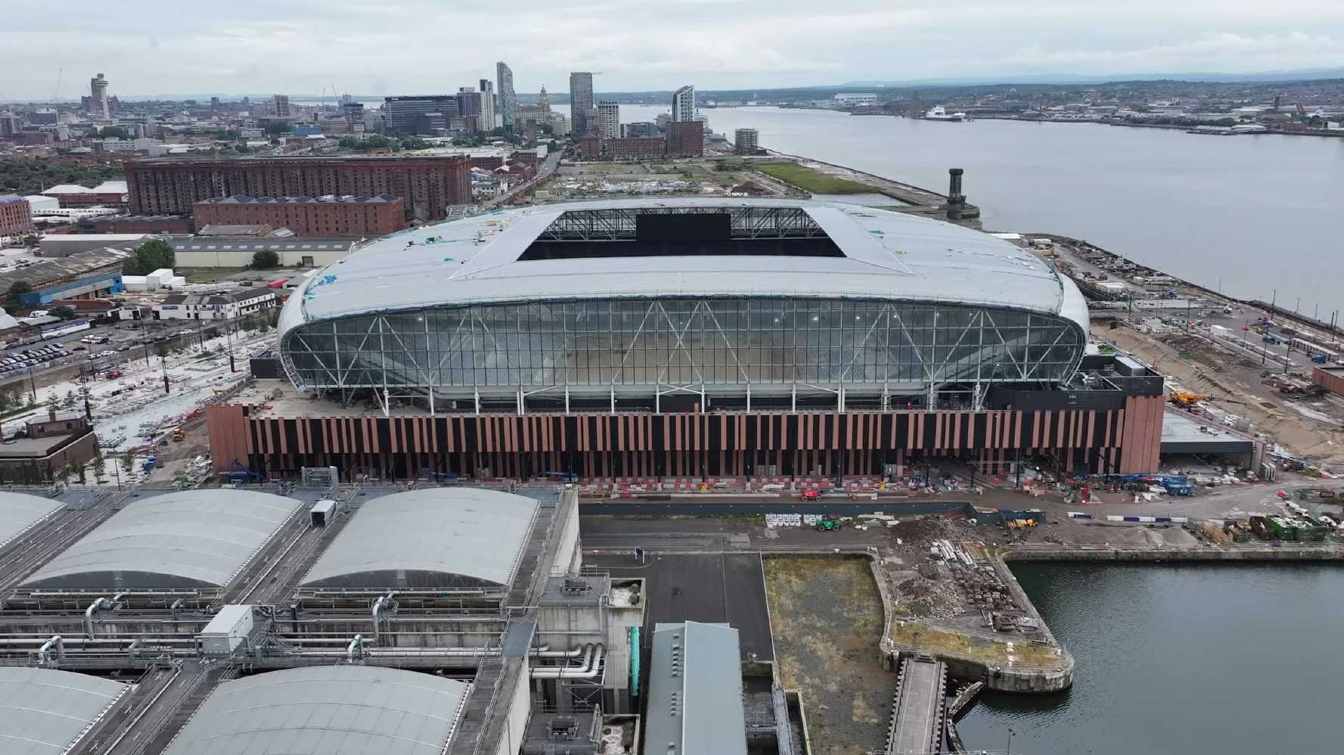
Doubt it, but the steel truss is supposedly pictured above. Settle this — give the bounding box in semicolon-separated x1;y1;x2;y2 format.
536;206;828;241
282;298;1085;416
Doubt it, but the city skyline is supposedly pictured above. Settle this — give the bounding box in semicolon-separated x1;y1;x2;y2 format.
2;1;1342;99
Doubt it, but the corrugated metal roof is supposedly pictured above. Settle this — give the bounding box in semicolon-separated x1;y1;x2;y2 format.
161;666;469;755
645;621;747;755
279;198;1086;339
0;667;127;755
300;488;538;590
0;491;63;551
22;490;302;590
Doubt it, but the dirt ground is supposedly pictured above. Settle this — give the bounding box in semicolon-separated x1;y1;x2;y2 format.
1103;322;1344;464
764;556;893;755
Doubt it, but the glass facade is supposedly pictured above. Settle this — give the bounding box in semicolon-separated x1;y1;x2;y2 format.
281;298;1086;397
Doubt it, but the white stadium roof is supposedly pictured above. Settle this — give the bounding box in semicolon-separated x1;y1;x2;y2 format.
0;491;63;551
301;488;538;590
0;667;128;755
23;490;302;590
279;198;1087;336
162;666;469;755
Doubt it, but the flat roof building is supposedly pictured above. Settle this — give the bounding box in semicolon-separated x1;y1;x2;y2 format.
0;491;63;551
192;194;407;237
645;621;748;755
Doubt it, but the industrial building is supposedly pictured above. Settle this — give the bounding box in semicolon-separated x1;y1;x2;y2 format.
645;621;748;755
192;194;407;237
0;194;33;238
207;198;1167;481
0;483;653;754
124;156;472;221
0;247;128;306
165;234;358;268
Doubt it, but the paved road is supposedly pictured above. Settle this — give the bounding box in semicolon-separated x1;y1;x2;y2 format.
888;657;946;755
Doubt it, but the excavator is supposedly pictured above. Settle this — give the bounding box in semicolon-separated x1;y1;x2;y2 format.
1168;388;1209;409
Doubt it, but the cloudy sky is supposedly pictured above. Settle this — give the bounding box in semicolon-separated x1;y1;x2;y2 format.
3;0;1342;98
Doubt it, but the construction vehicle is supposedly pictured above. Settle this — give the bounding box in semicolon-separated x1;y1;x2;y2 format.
171;428;185;442
1168;389;1208;408
814;516;841;531
801;488;820;502
1006;518;1038;530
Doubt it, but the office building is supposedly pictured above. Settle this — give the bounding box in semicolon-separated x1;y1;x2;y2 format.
88;73;110;119
596;101;620;139
478;79;496;132
672;84;696;122
569;72;594;135
496;61;517;130
273;94;291;118
735;127;760;154
124;156;472;221
456;88;483;132
382;95;459;136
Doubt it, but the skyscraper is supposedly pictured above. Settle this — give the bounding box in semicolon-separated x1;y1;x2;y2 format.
596;102;621;139
479;79;497;132
496;62;517;130
89;73;110;120
457;88;483;132
538;86;551;115
569;72;594;136
273;94;291;119
671;85;696;123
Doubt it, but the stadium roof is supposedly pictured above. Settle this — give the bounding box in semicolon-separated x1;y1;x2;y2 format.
301;488;538;590
161;666;469;755
645;622;747;755
0;667;128;755
0;491;63;551
22;490;302;591
279;198;1087;337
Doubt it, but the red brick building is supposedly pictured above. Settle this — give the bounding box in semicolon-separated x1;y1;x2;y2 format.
89;215;193;234
124;156;471;221
0;195;33;236
605;137;668;161
574;136;602;161
665;121;705;158
193;195;407;237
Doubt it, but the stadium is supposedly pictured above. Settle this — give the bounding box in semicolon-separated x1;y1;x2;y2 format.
212;198;1166;480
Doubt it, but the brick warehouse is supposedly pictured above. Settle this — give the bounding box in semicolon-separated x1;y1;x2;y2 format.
124;156;471;221
209;198;1173;481
192;195;407;237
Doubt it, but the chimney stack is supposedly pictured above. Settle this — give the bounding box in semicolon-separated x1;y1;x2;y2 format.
946;168;966;220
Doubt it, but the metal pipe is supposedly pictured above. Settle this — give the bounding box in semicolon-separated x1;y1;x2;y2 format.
36;635;63;665
529;643;605;679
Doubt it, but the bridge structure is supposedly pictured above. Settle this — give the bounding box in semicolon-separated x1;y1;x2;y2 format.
884;654;949;755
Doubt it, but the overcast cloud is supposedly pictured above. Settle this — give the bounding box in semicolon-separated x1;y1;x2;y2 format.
3;0;1343;98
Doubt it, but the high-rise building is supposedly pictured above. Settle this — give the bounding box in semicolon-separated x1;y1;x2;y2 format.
538;86;551;115
666;121;705;158
496;62;517;130
478;79;497;132
89;73;110;120
457;88;483;132
734;128;759;155
596;102;620;139
569;72;594;135
273;94;291;119
671;85;696;122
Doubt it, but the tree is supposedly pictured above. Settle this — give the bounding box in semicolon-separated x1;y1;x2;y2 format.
123;239;176;275
251;250;280;269
5;281;32;311
49;305;76;320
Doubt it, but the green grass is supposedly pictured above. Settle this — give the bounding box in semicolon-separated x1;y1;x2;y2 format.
756;161;879;194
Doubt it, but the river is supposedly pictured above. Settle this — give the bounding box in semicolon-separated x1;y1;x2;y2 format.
955;563;1344;754
612;105;1344;319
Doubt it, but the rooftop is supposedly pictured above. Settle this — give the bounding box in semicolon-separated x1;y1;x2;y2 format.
161;666;470;755
645;621;747;755
0;491;63;551
0;247;129;291
22;489;302;591
278;198;1087;337
197;194;401;206
0;667;128;755
301;488;539;590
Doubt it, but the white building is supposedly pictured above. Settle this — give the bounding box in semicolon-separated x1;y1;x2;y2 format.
155;288;277;321
596;102;620;139
672;85;696;122
834;92;878;106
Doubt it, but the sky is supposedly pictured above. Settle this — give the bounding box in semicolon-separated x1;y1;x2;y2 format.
3;0;1343;98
